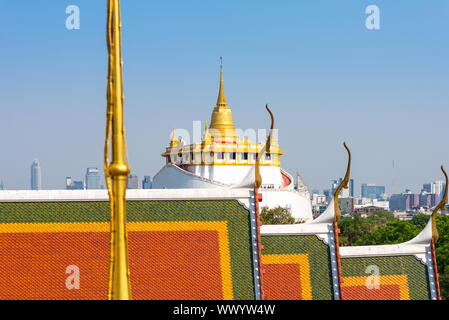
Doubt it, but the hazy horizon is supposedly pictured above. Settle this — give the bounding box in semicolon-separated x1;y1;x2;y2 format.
1;1;448;194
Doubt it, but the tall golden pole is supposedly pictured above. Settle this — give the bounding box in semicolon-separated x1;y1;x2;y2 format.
105;0;132;300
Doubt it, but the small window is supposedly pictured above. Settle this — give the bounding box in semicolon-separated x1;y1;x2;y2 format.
265;153;272;160
230;152;236;160
190;152;194;164
243;152;248;160
217;152;224;160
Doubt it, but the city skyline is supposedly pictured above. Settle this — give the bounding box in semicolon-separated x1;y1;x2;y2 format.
0;159;446;197
0;2;448;192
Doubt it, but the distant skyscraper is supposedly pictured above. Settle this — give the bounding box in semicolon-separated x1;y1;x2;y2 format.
127;174;139;189
0;181;5;190
361;183;385;200
419;192;439;208
323;189;331;203
30;159;42;190
422;183;431;193
390;192;420;211
330;178;341;197
66;177;84;190
142;176;152;189
431;180;446;200
330;178;352;198
85;168;101;189
349;179;354;197
66;177;72;189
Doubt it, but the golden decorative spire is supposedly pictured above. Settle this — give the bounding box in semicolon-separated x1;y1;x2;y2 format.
209;58;237;143
105;0;132;300
170;128;179;147
216;58;227;107
202;121;212;145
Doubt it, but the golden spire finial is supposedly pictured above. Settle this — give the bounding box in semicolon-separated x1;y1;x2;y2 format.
209;58;237;143
204;121;209;137
170;128;179;147
431;166;448;242
216;57;227;107
202;121;212;146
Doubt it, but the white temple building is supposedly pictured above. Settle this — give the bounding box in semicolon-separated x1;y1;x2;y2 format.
152;64;313;221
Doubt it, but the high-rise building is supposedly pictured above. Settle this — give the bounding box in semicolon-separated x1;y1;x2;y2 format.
85;168;101;190
30;159;42;190
361;183;385;200
323;189;331;203
330;178;341;196
142;176;152;189
390;191;419;211
331;178;352;198
66;177;84;190
0;181;5;190
431;180;446;200
349;179;354;197
419;192;439;208
422;183;431;193
127;174;139;189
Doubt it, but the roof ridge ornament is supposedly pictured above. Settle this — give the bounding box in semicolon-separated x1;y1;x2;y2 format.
333;142;351;222
255;104;274;189
431;165;448;241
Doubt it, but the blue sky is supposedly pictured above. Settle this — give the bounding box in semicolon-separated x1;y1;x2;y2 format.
0;1;448;194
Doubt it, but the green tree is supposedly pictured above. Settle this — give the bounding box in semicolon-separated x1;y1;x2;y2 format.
354;220;420;246
411;212;430;229
435;215;449;300
338;211;397;246
260;206;296;225
338;214;370;246
439;268;449;300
